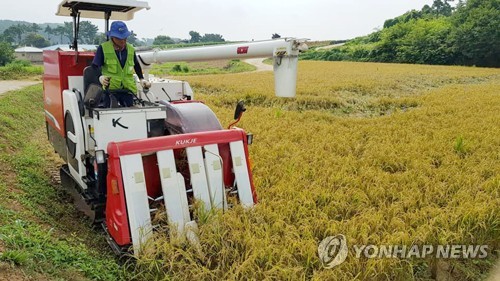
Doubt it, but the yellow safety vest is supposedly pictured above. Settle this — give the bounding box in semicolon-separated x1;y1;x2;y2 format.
101;41;137;93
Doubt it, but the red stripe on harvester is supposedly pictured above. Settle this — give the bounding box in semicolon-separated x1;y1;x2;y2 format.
237;46;249;54
107;129;247;157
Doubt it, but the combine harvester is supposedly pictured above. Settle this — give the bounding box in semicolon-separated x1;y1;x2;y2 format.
44;0;307;255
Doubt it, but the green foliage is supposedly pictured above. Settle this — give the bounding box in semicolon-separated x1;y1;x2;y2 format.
21;32;50;48
431;0;455;16
45;24;70;44
1;20;99;45
454;136;470;158
78;21;99;44
11;59;31;67
186;30;225;43
451;0;500;67
384;9;425;29
171;64;182;72
0;42;14;66
189;30;201;43
150;59;255;76
200;33;225;43
0;219;123;280
0;85;126;280
0;60;42;80
301;0;499;67
2;24;26;44
0;250;30;265
300;48;349;61
126;30;142;46
395;18;455;64
157;41;228;50
153;35;176;45
383;0;454;28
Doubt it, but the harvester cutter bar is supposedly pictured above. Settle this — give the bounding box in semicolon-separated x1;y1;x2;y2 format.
106;129;256;255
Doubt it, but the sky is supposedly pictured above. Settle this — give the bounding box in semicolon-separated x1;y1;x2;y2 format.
0;0;438;41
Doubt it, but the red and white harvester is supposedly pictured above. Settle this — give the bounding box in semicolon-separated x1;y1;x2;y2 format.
44;0;307;255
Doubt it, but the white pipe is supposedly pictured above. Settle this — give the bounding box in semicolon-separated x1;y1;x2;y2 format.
137;38;305;64
137;38;308;98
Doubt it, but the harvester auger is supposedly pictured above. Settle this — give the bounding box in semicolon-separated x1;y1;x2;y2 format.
45;0;308;255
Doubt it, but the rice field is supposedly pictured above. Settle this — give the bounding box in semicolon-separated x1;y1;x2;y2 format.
131;61;500;280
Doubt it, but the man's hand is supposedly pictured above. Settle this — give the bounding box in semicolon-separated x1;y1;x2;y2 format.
99;76;110;87
140;79;151;89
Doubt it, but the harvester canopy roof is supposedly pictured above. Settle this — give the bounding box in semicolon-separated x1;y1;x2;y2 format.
56;0;150;21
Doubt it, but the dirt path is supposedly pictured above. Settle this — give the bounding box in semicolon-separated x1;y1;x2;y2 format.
244;58;272;72
0;81;39;97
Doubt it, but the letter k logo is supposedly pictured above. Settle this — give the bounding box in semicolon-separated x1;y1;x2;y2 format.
112;117;128;129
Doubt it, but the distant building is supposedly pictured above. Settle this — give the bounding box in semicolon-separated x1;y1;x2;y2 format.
15;45;98;65
14;46;43;64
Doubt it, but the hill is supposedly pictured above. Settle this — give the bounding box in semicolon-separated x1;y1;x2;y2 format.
0;20;61;37
301;0;499;67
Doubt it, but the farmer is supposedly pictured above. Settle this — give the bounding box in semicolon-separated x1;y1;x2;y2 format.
92;21;150;107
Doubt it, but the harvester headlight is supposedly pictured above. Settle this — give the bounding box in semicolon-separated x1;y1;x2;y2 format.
247;133;254;145
96;150;106;164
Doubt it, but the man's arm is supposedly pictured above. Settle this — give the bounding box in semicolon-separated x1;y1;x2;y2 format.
133;52;144;80
92;45;104;68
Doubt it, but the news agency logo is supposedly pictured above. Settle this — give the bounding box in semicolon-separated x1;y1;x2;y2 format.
352;244;489;259
318;234;490;269
317;234;349;268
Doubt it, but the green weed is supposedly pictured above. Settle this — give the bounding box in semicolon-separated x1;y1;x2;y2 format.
0;85;126;280
150;59;255;76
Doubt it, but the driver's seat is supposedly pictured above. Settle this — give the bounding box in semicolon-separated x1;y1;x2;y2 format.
83;66;103;109
83;66;120;110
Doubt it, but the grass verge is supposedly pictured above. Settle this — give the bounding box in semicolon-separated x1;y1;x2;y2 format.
0;85;125;280
0;61;42;80
150;59;256;77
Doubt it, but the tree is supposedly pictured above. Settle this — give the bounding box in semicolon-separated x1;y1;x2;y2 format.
22;32;50;48
0;31;14;44
451;0;500;66
63;22;74;42
396;18;455;64
93;32;106;45
127;31;143;46
0;42;15;66
53;24;70;44
44;26;53;42
3;25;24;44
44;25;53;36
30;23;41;33
272;33;281;39
79;21;98;44
372;21;414;62
431;0;454;16
384;10;423;28
200;33;225;43
153;35;175;45
189;31;201;43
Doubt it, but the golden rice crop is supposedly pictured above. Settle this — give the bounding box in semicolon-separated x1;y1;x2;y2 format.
134;61;500;280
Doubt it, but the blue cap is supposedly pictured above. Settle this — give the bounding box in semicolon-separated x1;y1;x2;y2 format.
107;21;131;39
